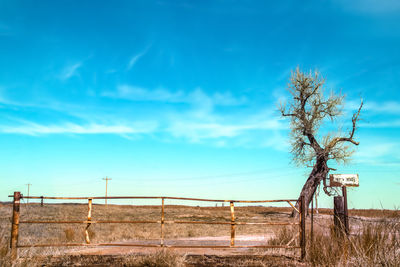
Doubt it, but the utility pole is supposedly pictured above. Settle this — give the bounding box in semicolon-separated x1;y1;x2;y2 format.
102;177;112;206
25;183;32;204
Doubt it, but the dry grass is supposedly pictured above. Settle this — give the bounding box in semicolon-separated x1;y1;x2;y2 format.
348;208;400;218
267;226;297;246
304;223;399;266
305;208;400;218
1;202;399;266
130;251;186;267
306;218;400;266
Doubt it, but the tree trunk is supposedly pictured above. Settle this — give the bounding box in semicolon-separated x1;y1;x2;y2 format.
291;156;329;217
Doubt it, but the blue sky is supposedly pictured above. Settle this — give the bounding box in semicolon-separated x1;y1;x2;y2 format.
0;1;399;208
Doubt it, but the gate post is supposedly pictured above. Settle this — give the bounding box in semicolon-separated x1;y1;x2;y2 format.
334;196;346;236
230;201;235;247
300;195;306;260
10;191;21;261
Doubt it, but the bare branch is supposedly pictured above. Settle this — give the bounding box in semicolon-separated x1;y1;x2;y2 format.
326;100;363;150
281;112;296;117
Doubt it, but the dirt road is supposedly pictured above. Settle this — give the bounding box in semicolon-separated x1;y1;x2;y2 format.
71;234;297;256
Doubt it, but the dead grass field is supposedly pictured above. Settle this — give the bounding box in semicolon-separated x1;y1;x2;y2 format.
0;201;399;266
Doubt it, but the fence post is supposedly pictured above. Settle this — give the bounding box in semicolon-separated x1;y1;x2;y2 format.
40;196;44;207
300;195;306;260
161;198;165;247
85;199;92;244
10;191;21;261
230;201;235;247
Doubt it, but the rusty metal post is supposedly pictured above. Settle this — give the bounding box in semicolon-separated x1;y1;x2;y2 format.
85;198;92;244
10;191;21;260
230;201;235;247
161;198;165;246
40;196;44;207
300;195;306;260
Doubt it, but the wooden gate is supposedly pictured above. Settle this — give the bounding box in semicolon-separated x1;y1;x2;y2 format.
9;192;306;260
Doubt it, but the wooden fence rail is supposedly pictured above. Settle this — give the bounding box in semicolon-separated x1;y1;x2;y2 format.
9;192;306;260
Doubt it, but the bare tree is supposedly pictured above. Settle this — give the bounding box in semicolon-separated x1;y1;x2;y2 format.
280;68;362;216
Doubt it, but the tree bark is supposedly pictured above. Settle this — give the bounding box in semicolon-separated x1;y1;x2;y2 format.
291;155;329;217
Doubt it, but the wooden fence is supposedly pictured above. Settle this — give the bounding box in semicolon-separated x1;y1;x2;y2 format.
9;192;306;260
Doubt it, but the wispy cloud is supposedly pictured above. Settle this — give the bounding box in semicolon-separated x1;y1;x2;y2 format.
364;101;400;114
59;62;82;80
0;80;290;149
165;102;286;146
0;121;158;136
344;100;400;128
0;83;287;149
102;85;247;107
352;139;400;168
357;142;397;158
167;119;284;142
104;85;184;102
344;99;400;116
360;120;400;128
127;45;151;71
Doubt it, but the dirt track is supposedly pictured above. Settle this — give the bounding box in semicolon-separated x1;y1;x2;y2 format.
71;234;288;256
35;254;306;267
33;235;304;266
